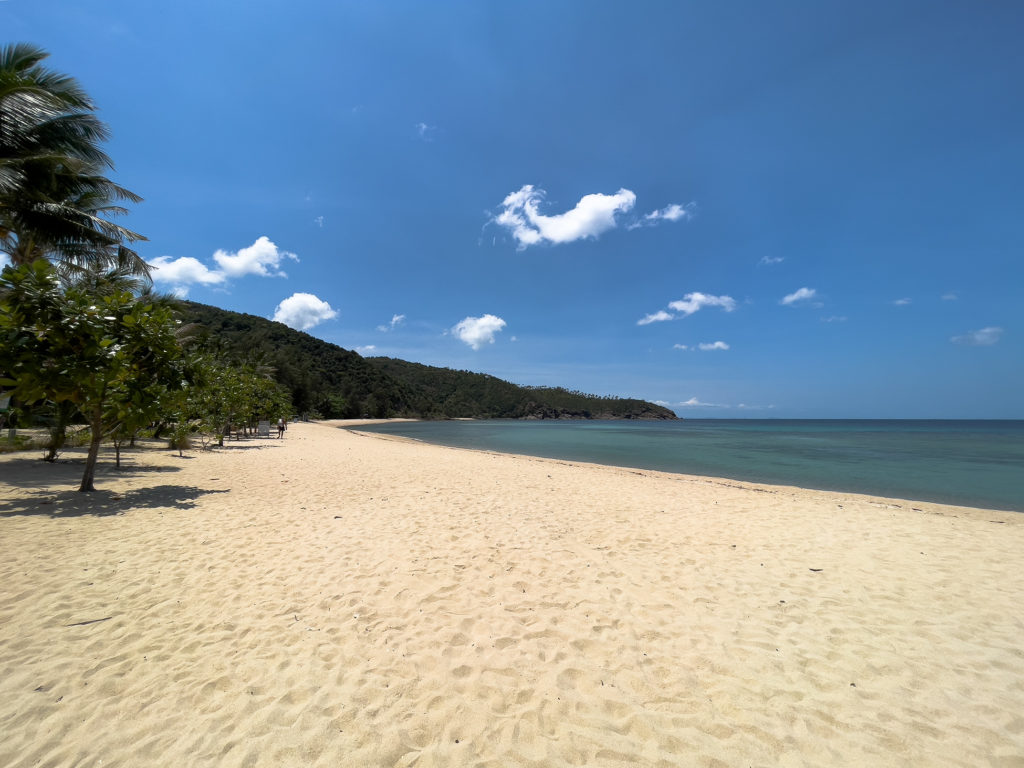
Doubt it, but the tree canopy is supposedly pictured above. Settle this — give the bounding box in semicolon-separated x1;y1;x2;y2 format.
0;261;189;490
0;43;147;276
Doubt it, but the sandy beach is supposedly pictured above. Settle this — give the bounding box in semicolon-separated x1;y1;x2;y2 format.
1;420;1022;767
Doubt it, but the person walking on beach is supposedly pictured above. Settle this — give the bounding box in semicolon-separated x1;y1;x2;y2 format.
277;417;285;438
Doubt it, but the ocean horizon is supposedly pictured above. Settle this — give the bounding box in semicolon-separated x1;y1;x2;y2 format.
349;419;1024;512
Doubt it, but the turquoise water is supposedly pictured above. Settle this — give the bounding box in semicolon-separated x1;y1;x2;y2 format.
350;420;1024;512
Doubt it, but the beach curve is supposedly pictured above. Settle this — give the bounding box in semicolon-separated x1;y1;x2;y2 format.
1;420;1022;767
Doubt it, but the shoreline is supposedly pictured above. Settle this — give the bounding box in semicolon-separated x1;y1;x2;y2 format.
330;418;1023;516
2;421;1022;766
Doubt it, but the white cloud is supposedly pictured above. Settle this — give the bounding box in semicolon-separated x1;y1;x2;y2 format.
638;292;736;326
821;315;848;323
892;298;912;306
494;185;636;248
416;122;437;141
356;345;377;355
643;203;693;223
314;216;324;228
759;255;784;265
452;314;506;350
951;327;1003;346
272;292;338;331
942;292;958;301
148;236;299;294
674;341;730;351
638;310;675;326
377;314;406;332
677;397;728;408
213;236;298;279
780;287;817;306
669;292;737;316
148;255;227;294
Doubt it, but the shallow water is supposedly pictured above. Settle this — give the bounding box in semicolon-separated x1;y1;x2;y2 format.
350;419;1024;511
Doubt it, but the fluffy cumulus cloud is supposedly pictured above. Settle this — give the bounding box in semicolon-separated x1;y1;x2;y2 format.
780;287;817;306
638;292;736;325
670;293;736;316
951;327;1003;346
452;314;506;350
147;256;226;296
377;314;406;332
493;185;694;247
494;185;636;248
213;236;298;278
272;292;338;331
148;236;297;294
356;345;377;355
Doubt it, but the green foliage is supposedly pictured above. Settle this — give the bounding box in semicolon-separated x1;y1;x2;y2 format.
181;356;292;444
178;302;677;421
179;302;409;419
0;261;188;489
0;43;147;275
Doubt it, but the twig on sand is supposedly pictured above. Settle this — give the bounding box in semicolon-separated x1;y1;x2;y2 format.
64;616;112;627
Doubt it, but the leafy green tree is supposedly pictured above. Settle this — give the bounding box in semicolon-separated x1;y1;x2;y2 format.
0;261;188;490
0;43;147;275
179;356;291;446
35;254;175;460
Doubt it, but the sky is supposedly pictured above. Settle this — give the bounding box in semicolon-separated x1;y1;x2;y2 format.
5;1;1023;418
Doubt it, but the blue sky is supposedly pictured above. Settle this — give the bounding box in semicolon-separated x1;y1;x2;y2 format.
7;1;1022;418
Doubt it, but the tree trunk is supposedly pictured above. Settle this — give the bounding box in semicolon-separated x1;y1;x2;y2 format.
79;407;104;492
43;425;65;462
43;402;73;462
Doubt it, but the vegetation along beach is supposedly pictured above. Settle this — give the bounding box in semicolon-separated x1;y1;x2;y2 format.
2;3;1023;767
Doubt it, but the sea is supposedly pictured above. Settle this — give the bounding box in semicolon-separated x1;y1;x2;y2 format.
349;419;1024;512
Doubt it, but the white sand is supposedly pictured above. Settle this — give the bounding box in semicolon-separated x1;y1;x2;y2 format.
1;420;1022;767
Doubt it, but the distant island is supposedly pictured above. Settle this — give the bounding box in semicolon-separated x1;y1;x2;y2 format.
181;302;677;421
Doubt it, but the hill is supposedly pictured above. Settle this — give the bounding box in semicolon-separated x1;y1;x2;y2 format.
179;302;677;421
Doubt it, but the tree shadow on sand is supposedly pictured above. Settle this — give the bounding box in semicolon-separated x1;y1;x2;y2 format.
0;454;184;488
0;484;231;518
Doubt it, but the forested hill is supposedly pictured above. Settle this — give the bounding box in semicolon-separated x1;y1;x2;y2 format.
180;302;677;421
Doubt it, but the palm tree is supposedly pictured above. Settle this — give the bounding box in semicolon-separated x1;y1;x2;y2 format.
0;43;148;276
